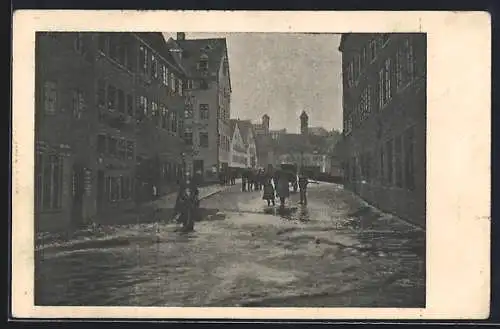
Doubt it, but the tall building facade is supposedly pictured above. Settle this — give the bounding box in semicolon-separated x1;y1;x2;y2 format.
167;35;232;181
35;32;187;231
339;33;426;226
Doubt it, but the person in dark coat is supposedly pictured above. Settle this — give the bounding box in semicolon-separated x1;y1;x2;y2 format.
173;172;200;232
298;171;309;205
276;170;290;208
262;175;276;206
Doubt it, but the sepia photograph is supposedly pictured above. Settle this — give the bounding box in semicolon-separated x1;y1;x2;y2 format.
32;31;426;308
12;11;490;319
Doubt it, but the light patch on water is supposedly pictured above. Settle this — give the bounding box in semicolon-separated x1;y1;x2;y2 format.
214;261;301;284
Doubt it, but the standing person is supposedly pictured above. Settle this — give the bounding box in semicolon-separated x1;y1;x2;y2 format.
242;170;247;192
276;170;290;208
262;175;276;206
298;171;309;205
173;172;199;232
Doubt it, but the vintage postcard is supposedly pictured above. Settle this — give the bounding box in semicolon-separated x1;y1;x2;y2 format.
11;10;490;319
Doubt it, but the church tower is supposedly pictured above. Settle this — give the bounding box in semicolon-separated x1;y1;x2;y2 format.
262;114;270;134
300;111;309;135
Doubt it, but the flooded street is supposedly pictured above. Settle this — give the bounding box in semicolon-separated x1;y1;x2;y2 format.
35;182;425;307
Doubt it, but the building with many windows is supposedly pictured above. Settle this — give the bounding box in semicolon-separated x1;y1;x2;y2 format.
35;32;187;231
166;33;232;182
338;33;426;226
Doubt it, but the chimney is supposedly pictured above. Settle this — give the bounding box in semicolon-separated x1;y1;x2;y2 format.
177;32;186;41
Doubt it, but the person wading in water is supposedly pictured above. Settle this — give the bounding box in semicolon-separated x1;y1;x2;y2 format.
173;172;200;232
262;173;276;207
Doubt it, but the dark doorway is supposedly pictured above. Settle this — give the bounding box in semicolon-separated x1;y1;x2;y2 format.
193;160;204;178
71;165;85;226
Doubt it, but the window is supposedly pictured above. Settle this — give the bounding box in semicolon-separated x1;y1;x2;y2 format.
139;96;148;116
178;79;183;96
161;106;169;130
379;59;392;109
198;59;208;71
108;137;118;156
161;64;168;85
117;139;127;159
404;127;415;190
369;39;377;61
107;84;116;111
121;176;130;200
126;94;134;116
151;101;158;117
361;46;367;65
171;111;178;132
396;46;404;89
199;104;209;120
347;61;354;87
37;153;63;211
386;139;393;185
187;80;194;90
139;45;148;75
151;54;158;79
404;38;415;81
199;132;209;148
97;79;106;108
170;73;176;92
43;81;57;114
97;134;106;153
184;102;193;119
71;89;85;119
117;89;125;113
126;141;135;160
184;128;193;145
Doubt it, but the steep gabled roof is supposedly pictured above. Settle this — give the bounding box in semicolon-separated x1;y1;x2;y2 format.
236;120;255;146
174;38;231;91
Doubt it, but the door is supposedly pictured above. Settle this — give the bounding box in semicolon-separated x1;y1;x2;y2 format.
193;160;204;178
71;165;85;226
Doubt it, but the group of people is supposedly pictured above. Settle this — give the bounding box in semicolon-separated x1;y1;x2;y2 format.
261;169;310;208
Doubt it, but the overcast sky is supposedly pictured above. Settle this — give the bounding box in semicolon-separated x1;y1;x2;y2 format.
164;33;343;133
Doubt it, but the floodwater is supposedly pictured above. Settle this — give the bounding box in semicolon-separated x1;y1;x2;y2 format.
35;182;425;307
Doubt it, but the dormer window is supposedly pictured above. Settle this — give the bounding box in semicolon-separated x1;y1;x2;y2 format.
198;54;209;71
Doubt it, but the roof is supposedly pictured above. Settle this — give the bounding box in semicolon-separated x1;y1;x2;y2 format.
174;38;229;81
229;119;238;139
134;33;186;76
236;120;255;146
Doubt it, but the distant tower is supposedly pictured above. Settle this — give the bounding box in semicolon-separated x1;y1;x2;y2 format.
262;114;270;134
300;111;309;135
